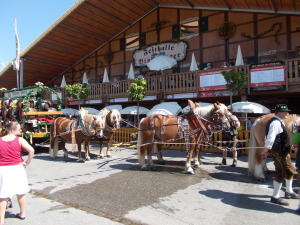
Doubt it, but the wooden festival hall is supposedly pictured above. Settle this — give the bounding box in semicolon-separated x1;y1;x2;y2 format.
0;1;300;124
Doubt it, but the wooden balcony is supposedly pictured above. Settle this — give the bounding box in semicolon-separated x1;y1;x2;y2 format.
62;58;300;103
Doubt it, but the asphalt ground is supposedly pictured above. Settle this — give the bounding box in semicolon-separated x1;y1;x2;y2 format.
5;143;300;225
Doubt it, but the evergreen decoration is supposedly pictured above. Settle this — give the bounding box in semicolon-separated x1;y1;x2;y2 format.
221;69;247;92
104;50;113;63
150;20;169;32
65;83;89;101
241;22;282;45
218;22;236;40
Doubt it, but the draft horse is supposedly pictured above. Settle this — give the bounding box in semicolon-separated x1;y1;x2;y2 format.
137;100;232;174
98;109;122;158
248;113;300;181
49;109;104;161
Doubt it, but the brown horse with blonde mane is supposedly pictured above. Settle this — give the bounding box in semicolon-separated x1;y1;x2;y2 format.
98;109;121;158
248;113;300;181
49;108;104;161
137;100;233;174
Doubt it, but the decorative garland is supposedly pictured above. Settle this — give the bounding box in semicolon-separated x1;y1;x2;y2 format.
218;22;236;40
150;20;169;32
241;22;283;45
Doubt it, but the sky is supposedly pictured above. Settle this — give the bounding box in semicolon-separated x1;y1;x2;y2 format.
0;0;78;71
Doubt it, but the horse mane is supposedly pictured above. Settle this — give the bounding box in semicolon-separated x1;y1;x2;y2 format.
193;104;214;118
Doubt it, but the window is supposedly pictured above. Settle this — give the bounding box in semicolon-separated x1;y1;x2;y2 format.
126;35;139;49
181;20;199;38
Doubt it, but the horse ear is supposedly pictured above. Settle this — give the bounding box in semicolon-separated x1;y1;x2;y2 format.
93;116;97;120
188;99;195;109
213;103;220;109
216;101;220;105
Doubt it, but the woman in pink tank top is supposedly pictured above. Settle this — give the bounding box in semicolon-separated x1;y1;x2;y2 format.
0;121;34;225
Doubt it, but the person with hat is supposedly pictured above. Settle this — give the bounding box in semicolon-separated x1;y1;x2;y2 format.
262;104;299;206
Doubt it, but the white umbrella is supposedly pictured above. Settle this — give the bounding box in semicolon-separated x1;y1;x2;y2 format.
62;108;80;116
235;45;244;66
128;63;135;79
82;72;89;84
101;104;122;112
183;102;212;113
83;107;100;115
120;106;149;115
228;101;271;130
102;68;110;83
60;75;67;88
147;55;177;71
147;102;182;116
189;52;199;71
228;101;270;114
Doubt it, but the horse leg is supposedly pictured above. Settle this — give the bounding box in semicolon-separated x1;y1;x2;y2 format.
106;140;112;158
77;141;84;162
156;144;165;164
147;144;156;171
185;145;195;175
254;148;266;181
49;136;59;159
84;140;90;161
60;139;69;159
193;144;202;168
98;141;104;158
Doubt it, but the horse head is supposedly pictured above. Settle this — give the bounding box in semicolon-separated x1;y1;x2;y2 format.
107;109;121;129
214;101;240;131
91;115;105;138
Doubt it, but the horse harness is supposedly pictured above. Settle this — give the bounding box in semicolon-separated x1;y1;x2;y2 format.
150;111;212;152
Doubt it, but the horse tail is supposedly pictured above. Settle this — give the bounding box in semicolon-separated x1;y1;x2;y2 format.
137;118;144;165
248;126;258;176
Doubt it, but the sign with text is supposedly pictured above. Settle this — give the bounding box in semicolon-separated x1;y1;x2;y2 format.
133;41;188;67
198;69;230;91
250;65;286;87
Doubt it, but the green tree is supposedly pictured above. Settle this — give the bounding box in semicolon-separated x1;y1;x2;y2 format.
65;83;89;108
128;78;147;125
221;69;247;106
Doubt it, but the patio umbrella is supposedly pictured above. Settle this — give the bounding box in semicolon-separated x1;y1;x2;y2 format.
82;72;89;84
102;68;110;83
60;75;67;88
235;45;244;66
62;108;80;116
183;102;212;113
147;102;182;116
120;106;149;115
228;101;271;130
128;63;135;79
83;107;100;115
189;52;199;71
147;55;177;72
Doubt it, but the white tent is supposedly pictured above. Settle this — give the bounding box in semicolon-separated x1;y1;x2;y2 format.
128;63;135;79
60;75;67;88
183;102;212;113
189;52;199;71
228;101;270;114
235;45;244;66
100;105;122;112
82;72;89;84
147;102;182;116
83;107;100;115
120;106;149;115
102;68;110;83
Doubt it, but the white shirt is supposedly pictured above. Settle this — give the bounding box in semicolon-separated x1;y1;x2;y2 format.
264;116;284;149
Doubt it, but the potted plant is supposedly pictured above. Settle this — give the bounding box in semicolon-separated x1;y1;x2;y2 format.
65;83;89;108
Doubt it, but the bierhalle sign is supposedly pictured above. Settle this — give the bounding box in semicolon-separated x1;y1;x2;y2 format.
133;41;188;67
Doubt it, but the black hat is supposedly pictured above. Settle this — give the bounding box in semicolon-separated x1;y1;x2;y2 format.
273;104;291;112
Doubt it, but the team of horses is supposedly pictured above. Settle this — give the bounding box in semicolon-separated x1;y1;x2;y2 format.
47;99;298;179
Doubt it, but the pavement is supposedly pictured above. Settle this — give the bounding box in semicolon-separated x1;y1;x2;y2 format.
5;143;300;225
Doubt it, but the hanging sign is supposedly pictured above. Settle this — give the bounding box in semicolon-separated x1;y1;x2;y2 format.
133;41;188;67
250;65;286;87
198;69;230;91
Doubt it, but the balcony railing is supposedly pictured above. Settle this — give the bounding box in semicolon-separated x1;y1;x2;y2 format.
61;58;300;102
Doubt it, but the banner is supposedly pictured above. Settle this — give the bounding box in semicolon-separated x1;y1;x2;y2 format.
12;18;20;71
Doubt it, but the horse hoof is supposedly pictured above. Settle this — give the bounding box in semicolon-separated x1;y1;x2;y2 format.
97;155;104;159
186;168;194;175
85;158;90;161
106;155;112;158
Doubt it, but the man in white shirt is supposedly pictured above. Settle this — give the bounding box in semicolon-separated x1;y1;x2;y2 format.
263;104;298;206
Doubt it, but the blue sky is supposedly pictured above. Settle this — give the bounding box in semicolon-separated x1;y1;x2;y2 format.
0;0;78;71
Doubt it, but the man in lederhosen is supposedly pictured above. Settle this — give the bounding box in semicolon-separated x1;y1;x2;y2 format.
263;104;299;205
